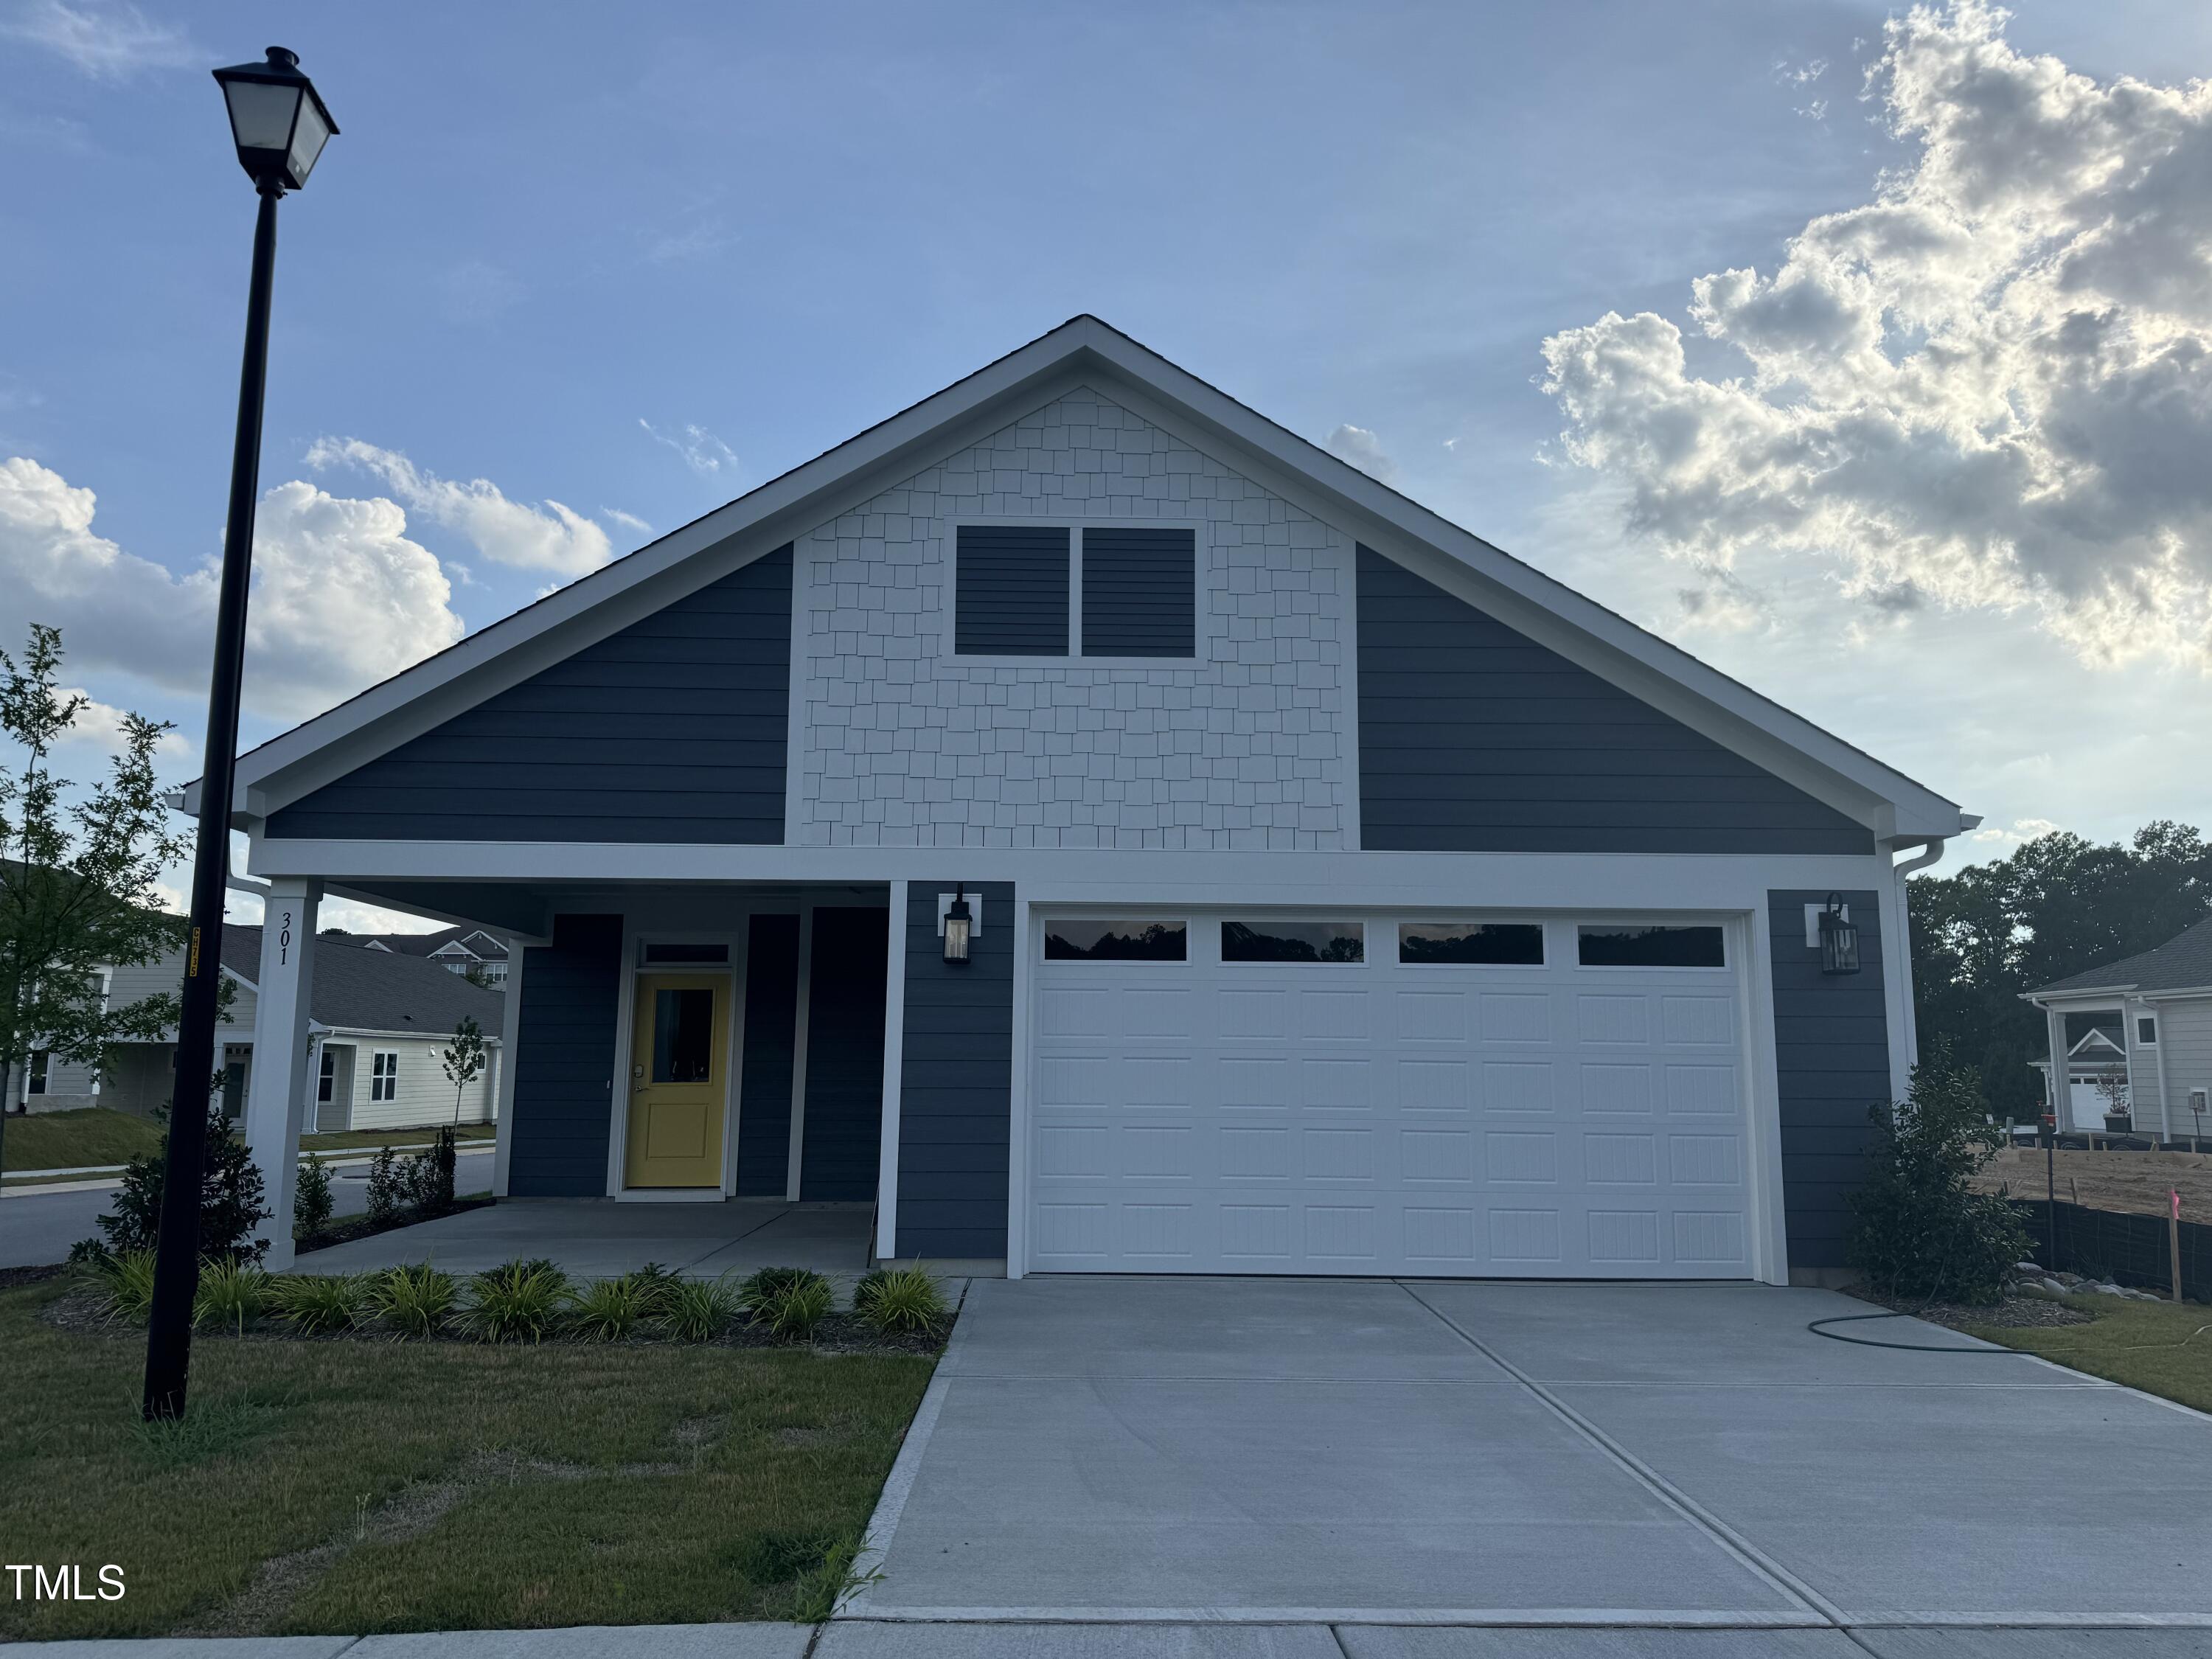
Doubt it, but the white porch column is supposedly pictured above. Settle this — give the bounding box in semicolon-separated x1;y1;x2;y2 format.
245;879;320;1270
492;943;526;1197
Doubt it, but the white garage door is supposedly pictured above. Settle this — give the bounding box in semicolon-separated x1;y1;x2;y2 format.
1028;913;1755;1278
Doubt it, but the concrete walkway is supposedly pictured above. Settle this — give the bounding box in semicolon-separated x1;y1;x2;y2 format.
296;1197;874;1284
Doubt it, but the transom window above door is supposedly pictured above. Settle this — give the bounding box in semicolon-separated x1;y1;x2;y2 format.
953;524;1197;661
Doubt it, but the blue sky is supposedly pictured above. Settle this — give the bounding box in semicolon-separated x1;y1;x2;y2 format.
6;0;2212;925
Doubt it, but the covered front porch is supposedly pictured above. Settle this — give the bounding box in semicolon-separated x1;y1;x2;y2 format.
239;872;1008;1275
300;1197;876;1284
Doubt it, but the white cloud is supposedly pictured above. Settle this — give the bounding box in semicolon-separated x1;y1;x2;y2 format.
307;438;612;578
1540;0;2212;672
4;1;194;77
1971;817;2063;848
640;419;740;478
52;688;190;759
1325;424;1398;484
0;455;465;720
600;506;653;537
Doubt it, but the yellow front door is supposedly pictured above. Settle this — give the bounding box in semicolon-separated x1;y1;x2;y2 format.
625;974;728;1189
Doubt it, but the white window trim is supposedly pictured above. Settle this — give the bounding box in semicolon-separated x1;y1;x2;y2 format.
1218;916;1370;967
27;1050;49;1095
607;927;748;1202
1396;919;1549;970
945;514;1208;669
370;1049;399;1103
2135;1014;2159;1046
1038;916;1193;967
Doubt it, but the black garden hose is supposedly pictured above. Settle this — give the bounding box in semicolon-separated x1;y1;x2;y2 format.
1806;1309;2021;1353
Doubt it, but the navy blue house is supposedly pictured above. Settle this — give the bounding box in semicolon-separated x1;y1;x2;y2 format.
205;319;1969;1281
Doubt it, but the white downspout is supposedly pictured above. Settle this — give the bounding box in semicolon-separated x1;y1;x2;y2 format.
1889;838;1949;1065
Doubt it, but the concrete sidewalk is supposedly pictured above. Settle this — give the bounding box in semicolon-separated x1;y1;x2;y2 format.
15;1624;2212;1655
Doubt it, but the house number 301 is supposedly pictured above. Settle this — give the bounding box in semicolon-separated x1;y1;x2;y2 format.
278;911;293;967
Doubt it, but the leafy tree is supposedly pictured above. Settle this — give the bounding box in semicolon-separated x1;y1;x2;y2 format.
440;1013;487;1124
89;1102;272;1265
0;625;192;1177
1847;1051;2030;1305
293;1151;334;1240
1908;822;2212;1118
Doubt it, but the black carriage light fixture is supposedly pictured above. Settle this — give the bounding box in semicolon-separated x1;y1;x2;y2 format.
943;886;973;964
1818;892;1861;975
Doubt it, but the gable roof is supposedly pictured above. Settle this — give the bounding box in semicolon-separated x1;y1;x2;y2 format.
2029;913;2212;998
218;924;505;1035
348;926;509;962
201;316;1968;843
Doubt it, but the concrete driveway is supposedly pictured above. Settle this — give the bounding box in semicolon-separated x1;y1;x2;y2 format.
843;1277;2212;1643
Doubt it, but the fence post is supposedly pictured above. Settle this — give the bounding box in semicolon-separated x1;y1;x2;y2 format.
2172;1190;2185;1304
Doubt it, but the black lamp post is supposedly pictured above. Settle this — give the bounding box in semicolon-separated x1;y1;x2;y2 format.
143;46;336;1422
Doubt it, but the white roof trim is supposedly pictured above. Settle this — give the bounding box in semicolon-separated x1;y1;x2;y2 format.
204;316;1966;839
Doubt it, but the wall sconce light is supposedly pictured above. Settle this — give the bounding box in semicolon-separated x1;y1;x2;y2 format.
1818;891;1860;975
942;886;973;964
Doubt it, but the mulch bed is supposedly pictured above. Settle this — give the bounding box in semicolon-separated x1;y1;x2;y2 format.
1846;1284;2098;1332
32;1279;947;1359
293;1195;495;1256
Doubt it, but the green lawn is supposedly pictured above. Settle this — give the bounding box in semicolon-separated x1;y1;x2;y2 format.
0;1115;495;1179
299;1124;496;1154
1;1107;164;1173
1969;1296;2212;1412
0;1276;935;1641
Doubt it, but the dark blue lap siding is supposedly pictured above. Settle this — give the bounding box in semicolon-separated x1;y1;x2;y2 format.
267;546;793;844
1357;548;1875;855
507;914;622;1197
896;883;1015;1259
1767;889;1893;1270
799;905;889;1203
735;913;800;1197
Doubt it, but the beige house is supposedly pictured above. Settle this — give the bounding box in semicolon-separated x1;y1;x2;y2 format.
2025;914;2212;1143
8;924;504;1132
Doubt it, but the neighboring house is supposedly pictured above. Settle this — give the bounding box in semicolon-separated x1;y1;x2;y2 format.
2025;914;2212;1142
195;317;1971;1276
8;925;504;1131
355;925;510;985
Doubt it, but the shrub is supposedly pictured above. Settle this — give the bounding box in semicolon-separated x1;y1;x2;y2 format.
737;1265;821;1316
95;1104;271;1265
192;1256;268;1335
396;1128;457;1214
752;1270;835;1341
95;1248;158;1322
1848;1051;2032;1306
369;1263;458;1338
660;1274;738;1342
465;1259;568;1343
566;1276;649;1342
365;1146;404;1225
628;1260;684;1318
854;1265;947;1335
268;1273;370;1336
293;1152;335;1239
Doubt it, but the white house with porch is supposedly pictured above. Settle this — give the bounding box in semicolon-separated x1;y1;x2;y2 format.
195;318;1972;1275
2025;912;2212;1143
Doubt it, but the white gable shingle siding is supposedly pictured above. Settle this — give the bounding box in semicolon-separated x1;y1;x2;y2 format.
794;386;1353;850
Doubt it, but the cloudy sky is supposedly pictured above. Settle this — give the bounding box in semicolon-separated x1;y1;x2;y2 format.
4;0;2211;928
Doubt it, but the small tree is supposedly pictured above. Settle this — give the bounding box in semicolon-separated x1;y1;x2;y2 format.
440;1014;487;1125
2089;1064;2130;1130
293;1151;334;1240
89;1101;271;1265
0;625;192;1179
1848;1051;2031;1306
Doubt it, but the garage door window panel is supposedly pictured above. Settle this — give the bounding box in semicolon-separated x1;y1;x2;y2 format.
1576;924;1727;969
1399;922;1545;966
1222;920;1365;964
1043;919;1187;962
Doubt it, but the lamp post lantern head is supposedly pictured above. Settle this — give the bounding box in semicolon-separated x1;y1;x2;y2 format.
213;46;337;193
